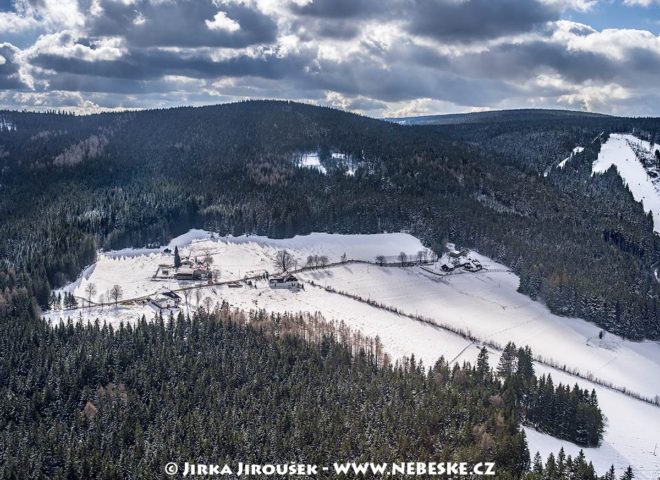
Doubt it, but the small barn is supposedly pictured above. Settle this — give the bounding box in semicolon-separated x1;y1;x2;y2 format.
448;249;468;259
180;258;194;268
156;264;172;278
269;275;301;289
175;267;209;281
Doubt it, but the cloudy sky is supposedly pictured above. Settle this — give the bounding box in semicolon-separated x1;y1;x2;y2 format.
1;0;659;117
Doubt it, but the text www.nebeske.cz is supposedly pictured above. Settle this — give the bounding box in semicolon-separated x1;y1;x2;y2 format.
168;461;496;476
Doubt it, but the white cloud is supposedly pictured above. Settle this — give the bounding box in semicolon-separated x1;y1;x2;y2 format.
623;0;660;6
555;26;660;60
558;82;630;111
205;11;241;32
23;0;85;30
542;0;598;11
0;11;39;33
133;12;147;26
27;32;127;63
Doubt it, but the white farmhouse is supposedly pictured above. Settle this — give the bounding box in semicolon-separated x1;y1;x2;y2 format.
149;290;181;310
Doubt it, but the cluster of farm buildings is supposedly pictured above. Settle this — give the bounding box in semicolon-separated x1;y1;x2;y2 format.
148;251;302;311
146;246;480;312
439;249;482;272
155;256;212;281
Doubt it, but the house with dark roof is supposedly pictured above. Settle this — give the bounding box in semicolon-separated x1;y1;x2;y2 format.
269;275;301;289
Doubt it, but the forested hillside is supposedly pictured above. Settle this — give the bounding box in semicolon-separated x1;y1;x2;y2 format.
1;101;659;339
388;108;610;126
0;304;609;479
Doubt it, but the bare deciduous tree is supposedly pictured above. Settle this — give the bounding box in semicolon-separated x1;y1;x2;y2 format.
203;296;213;315
85;283;97;308
195;289;203;310
319;255;328;268
375;255;386;266
273;250;295;272
183;289;190;311
109;284;123;306
398;252;408;264
340;252;347;263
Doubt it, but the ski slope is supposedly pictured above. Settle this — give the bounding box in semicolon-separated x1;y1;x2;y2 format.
44;230;660;478
593;133;660;233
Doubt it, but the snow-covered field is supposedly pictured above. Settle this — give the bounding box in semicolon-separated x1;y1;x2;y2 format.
44;230;660;478
527;362;660;478
301;261;660;401
593;133;660;233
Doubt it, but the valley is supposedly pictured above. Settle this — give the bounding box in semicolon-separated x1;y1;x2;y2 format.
45;230;660;478
2;0;660;474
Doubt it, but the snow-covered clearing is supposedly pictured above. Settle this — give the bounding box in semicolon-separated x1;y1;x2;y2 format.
593;133;660;233
44;230;660;478
299;152;327;174
294;151;359;175
557;146;584;169
0;116;16;131
544;146;584;176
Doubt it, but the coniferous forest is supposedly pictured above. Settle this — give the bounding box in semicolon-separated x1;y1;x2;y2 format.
1;304;611;479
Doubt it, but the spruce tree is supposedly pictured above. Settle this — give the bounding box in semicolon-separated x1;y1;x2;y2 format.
477;346;490;379
174;246;181;269
620;466;635;480
603;465;616;480
497;342;518;378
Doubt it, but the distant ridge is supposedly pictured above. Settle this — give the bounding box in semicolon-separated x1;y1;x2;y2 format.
386;108;611;126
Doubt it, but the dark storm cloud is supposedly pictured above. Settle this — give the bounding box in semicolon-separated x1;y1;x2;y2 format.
0;43;28;89
87;0;277;48
452;40;660;87
407;0;560;42
453;41;613;82
289;0;388;19
32;48;312;81
290;0;560;42
297;55;518;105
45;73;171;94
